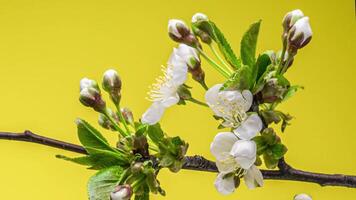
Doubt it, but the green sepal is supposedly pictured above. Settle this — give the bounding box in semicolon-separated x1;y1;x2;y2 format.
263;153;279;169
271;143;288;160
147;123;164;145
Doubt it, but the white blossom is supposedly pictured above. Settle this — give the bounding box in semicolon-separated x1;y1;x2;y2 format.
141;45;198;125
290;17;312;47
210;132;263;194
205;84;262;139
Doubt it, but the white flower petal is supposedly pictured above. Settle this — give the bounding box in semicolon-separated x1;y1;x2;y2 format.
160;93;180;107
241;90;253;112
216;155;238;174
234;114;262;140
214;173;236;195
205;84;224;116
294;193;312;200
244;165;264;189
210;132;238;160
230;140;256;169
141;102;166;125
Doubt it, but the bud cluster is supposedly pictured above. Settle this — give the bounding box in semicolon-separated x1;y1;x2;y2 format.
79;78;106;112
282;9;312;54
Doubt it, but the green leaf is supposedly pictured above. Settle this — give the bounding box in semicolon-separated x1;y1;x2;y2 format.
147;123;164;144
135;192;149;200
77;119;116;154
283;85;304;102
255;52;272;82
56;153;127;170
88;166;123;200
240;20;261;67
271;143;288;160
194;21;241;69
221;65;253;90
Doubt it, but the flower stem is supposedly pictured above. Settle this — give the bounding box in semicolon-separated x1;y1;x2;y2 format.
209;44;234;74
197;47;231;78
115;104;131;134
104;109;128;137
187;97;209;107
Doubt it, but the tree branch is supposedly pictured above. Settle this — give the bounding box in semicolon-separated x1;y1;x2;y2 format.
1;131;356;188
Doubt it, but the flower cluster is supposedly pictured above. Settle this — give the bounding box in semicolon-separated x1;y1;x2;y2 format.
61;8;313;200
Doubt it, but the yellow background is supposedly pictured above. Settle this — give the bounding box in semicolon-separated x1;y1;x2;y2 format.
0;0;355;199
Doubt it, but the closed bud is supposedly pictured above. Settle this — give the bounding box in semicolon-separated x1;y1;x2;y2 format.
282;9;304;32
79;87;106;112
294;193;312;200
110;185;132;200
191;13;212;44
288;17;312;52
102;69;122;105
98;109;119;130
120;107;134;125
80;77;99;91
168;19;199;47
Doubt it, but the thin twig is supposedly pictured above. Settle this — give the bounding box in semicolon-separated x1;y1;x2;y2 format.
0;131;356;188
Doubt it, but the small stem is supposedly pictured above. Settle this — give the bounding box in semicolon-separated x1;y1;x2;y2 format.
200;81;209;91
277;37;287;74
209;44;234;74
104;109;128;137
187;98;209;107
115;104;131;134
197;47;231;78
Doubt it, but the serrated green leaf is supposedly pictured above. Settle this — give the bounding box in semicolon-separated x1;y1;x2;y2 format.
195;21;240;69
88;166;123;200
271;143;288;160
241;20;261;67
77;119;117;154
56;153;127;170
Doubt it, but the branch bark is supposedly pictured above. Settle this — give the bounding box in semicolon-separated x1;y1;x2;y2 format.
1;130;356;188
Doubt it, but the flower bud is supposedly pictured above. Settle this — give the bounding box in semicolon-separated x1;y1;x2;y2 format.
79;87;106;112
282;9;304;32
110;185;132;200
80;77;99;91
131;162;144;173
288;17;312;52
102;69;122;105
168;19;199;47
98;109;119;130
120;107;134;125
294;193;312;200
191;13;212;44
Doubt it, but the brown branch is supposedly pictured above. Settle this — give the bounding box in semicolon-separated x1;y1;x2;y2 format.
1;131;356;188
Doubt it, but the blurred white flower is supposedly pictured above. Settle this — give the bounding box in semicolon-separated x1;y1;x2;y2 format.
294;193;312;200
